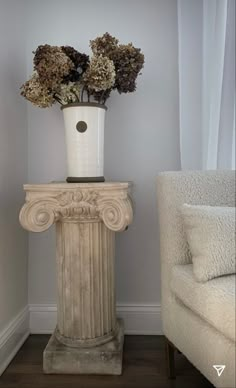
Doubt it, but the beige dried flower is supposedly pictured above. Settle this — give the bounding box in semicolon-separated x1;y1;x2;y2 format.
20;73;55;108
33;45;75;90
83;55;115;92
55;82;81;105
90;32;119;57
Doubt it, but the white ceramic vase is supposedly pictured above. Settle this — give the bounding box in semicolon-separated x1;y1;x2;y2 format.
62;103;106;182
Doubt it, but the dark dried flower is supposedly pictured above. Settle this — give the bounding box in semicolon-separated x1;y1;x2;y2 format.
61;48;90;83
61;46;89;73
110;43;144;93
62;69;81;84
92;88;112;104
20;73;55;108
90;32;119;57
33;44;51;67
83;55;115;92
33;44;75;90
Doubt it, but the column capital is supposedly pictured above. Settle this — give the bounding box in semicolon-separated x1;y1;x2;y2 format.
19;182;133;232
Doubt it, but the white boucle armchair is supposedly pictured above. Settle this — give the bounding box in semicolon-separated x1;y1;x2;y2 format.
157;170;235;388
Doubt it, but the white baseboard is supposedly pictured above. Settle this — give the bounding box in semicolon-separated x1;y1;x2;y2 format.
0;303;161;375
0;306;30;376
29;303;162;335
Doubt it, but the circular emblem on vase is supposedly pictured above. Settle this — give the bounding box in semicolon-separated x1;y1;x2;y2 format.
76;121;87;133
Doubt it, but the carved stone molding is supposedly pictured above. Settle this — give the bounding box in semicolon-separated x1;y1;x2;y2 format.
19;183;133;232
98;197;133;232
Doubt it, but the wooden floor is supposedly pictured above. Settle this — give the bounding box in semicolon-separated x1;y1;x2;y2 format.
0;335;214;388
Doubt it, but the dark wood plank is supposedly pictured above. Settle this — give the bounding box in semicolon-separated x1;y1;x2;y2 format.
0;335;214;388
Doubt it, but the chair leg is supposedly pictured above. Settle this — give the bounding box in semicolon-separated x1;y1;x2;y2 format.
165;337;176;379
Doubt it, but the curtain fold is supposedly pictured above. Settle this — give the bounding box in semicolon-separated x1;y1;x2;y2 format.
178;0;235;170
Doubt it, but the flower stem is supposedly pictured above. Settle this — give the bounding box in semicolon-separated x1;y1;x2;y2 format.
81;86;85;102
71;90;79;102
53;94;63;105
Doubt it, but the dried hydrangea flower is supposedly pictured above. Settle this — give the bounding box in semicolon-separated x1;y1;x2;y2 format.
20;73;55;108
33;44;75;90
110;43;144;93
61;47;89;83
55;82;81;105
62;69;81;83
90;32;119;57
61;46;89;73
21;35;144;107
83;55;116;92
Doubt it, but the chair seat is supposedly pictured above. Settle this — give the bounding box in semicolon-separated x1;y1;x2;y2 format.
171;264;235;342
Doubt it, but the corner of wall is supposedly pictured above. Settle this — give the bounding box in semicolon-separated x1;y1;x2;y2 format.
0;306;30;376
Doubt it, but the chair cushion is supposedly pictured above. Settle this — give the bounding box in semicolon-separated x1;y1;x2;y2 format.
171;264;235;342
181;204;235;282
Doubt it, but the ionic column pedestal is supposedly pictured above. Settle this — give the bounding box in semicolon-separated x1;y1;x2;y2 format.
19;182;133;375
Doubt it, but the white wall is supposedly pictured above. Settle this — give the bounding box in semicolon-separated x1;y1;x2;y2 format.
26;0;180;316
177;0;203;170
0;0;29;372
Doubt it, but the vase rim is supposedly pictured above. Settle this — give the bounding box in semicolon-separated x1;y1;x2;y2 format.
61;102;107;111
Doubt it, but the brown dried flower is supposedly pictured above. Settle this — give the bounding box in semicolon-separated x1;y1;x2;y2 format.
33;44;75;90
21;34;144;107
83;55;115;92
61;46;89;83
61;46;89;73
90;32;119;57
20;73;55;108
110;43;144;93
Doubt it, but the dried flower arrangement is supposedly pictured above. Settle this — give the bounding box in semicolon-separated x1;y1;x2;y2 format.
21;33;144;108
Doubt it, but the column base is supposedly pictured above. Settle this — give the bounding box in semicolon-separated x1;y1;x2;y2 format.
43;319;124;375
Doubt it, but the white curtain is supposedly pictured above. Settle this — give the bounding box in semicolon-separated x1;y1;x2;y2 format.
178;0;235;170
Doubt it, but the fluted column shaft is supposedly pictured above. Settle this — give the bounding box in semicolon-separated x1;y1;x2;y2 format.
56;220;116;346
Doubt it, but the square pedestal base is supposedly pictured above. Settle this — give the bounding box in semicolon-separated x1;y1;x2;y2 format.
43;319;124;375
